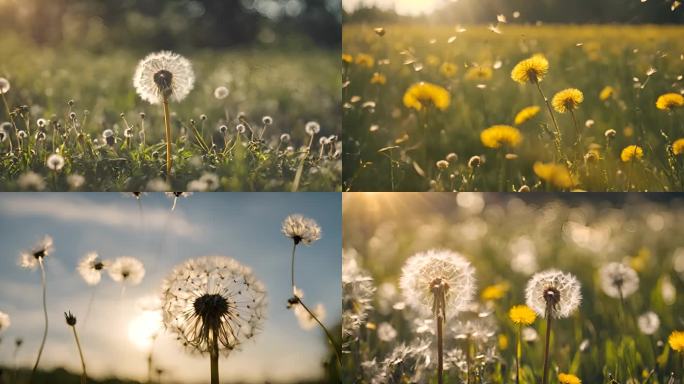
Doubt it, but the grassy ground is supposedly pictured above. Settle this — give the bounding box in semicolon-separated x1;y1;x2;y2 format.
342;24;684;191
0;34;341;191
342;193;684;384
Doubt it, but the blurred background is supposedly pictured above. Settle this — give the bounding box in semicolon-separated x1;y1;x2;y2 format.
0;192;341;383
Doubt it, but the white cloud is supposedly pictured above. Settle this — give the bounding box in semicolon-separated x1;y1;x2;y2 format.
0;195;201;238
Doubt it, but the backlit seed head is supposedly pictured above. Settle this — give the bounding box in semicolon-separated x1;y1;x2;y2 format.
134;51;195;105
468;155;482;168
0;77;10;94
262;116;273;125
281;214;321;245
305;121;320;136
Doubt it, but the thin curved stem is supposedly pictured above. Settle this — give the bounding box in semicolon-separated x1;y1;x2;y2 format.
297;299;342;367
70;325;87;384
290;242;297;295
31;258;49;383
162;95;172;180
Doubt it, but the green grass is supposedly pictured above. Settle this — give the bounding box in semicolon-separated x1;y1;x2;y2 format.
0;33;341;191
342;24;684;191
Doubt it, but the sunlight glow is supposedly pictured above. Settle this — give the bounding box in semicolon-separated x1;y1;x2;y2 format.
343;0;448;16
128;310;162;350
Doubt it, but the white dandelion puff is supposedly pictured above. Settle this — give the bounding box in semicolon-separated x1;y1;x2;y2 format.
293;302;326;330
160;256;267;356
525;269;581;318
377;322;398;342
305;121;320;136
0;77;10;94
213;86;229;100
281;214;321;245
133;51;195;105
46;153;65;171
637;311;660;335
108;256;145;286
400;249;476;319
18;171;46;191
599;262;639;299
77;252;107;286
19;236;54;269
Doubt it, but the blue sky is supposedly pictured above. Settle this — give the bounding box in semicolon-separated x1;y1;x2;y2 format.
0;192;341;383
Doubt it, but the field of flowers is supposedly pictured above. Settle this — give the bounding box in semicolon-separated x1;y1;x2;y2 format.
0;34;341;191
342;24;684;191
342;193;684;384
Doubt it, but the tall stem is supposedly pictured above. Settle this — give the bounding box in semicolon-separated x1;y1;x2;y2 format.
162;95;172;180
437;314;444;384
71;326;87;384
298;299;342;366
570;109;581;148
290;242;298;295
535;82;564;161
542;304;553;384
210;330;219;384
31;259;49;383
516;324;522;384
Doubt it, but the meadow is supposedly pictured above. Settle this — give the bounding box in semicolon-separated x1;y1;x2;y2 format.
342;193;684;384
0;34;341;191
342;24;684;191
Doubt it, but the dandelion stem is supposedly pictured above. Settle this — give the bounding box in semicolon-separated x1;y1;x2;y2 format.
30;258;49;384
298;299;342;366
535;82;564;161
210;329;219;384
1;91;17;143
541;303;553;384
516;324;522;384
70;325;87;384
162;95;172;180
290;242;297;295
570;109;581;147
437;314;444;384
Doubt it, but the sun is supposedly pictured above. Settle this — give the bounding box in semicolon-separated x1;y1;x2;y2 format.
128;310;162;350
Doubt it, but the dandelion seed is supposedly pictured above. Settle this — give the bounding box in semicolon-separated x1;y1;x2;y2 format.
77;253;107;286
161;256;266;383
637;311;660;335
599;262;639;299
511;54;549;84
46;153;65;171
108;257;145;286
402;82;451;111
497;14;507;23
488;24;502;34
620;145;644;162
646;67;657;76
134;51;195;105
656;93;684;111
552;88;584;113
214;86;229;100
480;125;522;148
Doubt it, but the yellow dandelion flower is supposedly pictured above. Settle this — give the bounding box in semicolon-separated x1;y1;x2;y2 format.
514;106;541;125
656;93;684;111
481;282;510;301
342;53;353;64
552;88;584;113
508;305;536;325
498;334;509;350
620;145;644;162
533;162;575;189
465;66;493;82
599;86;614;101
370;72;386;85
669;330;684;352
481;125;522;149
355;53;375;69
426;55;441;67
440;62;458;78
511;54;549;84
402;82;451;111
672;138;684;155
558;373;582;384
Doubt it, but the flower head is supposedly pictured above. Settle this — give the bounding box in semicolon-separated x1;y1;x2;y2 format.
108;256;145;285
669;330;684;352
558;373;581;384
672;138;684;155
64;311;77;326
599;262;639;299
133;51;195;104
511;54;549;84
525;269;581;318
514;106;541;125
403;82;451;111
481;282;509;301
465;66;493;82
0;77;10;94
0;311;10;332
400;249;476;319
305;121;320;136
355;53;375;68
214;86;229;100
77;252;107;286
46;153;65;171
20;235;54;269
370;72;387;85
599;86;614;101
377;322;397;342
161;256;267;355
656;93;684;111
509;305;536;325
281;214;321;245
440;62;458;78
533;162;575;189
480;125;522;149
552;88;584;113
620;145;644;162
637;311;660;335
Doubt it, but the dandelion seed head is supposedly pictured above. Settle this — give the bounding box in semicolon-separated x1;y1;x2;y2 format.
108;256;145;285
436;160;449;170
0;77;10;94
214;86;229;100
64;311;77;326
342;249;375;347
400;249;476;319
77;252;107;286
468;155;482;168
17;130;27;140
305;121;321;136
281;214;321;245
0;311;10;332
236;124;246;134
18;171;46;191
134;51;195;105
511;54;549;84
35;131;46;141
161;256;267;356
637;311;660;335
377;322;397;342
525;269;581;318
599;262;639;299
19;235;54;269
280;133;290;143
262;116;273;125
522;326;538;342
46;153;65;171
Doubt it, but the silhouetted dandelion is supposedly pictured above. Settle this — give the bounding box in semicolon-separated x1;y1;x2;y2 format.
64;311;87;384
400;249;476;384
19;235;53;381
161;256;266;384
525;269;581;384
134;51;195;178
77;252;106;286
165;191;193;210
